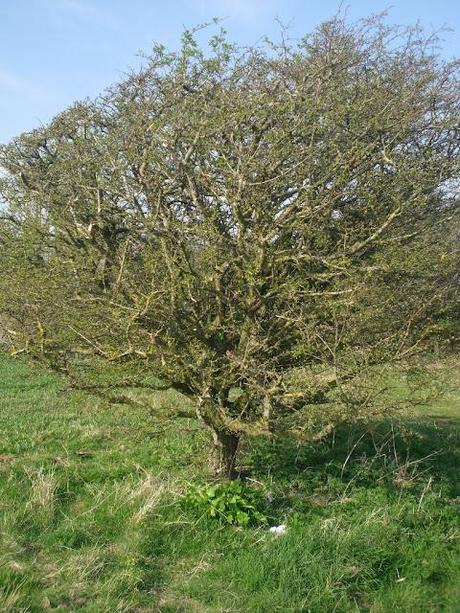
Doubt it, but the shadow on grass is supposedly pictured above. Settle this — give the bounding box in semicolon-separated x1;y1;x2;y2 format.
246;416;460;503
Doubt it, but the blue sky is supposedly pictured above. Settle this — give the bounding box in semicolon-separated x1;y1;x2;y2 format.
0;0;459;143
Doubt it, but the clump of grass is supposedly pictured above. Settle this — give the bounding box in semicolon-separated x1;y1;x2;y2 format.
27;468;57;511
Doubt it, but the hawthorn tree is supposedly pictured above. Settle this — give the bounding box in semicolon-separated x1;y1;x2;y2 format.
1;16;459;477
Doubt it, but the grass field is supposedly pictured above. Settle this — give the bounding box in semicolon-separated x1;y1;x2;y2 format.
0;355;459;612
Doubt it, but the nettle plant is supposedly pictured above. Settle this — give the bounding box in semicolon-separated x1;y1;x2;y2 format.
0;16;459;477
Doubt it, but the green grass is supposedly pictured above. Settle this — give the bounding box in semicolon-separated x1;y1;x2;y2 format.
0;356;459;612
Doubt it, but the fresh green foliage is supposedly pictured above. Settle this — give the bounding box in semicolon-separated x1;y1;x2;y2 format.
1;356;459;611
185;481;268;526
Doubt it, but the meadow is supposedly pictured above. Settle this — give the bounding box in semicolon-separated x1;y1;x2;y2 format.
0;355;459;612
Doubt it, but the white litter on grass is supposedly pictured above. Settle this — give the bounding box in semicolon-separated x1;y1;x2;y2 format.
269;524;287;535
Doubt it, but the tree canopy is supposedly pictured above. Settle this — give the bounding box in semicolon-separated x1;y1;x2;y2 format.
1;15;459;476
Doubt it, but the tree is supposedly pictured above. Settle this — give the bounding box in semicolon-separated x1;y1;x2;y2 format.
1;16;459;477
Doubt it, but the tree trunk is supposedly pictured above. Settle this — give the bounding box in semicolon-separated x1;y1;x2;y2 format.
211;429;240;479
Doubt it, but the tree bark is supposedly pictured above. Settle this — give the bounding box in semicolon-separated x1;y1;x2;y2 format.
210;429;240;479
